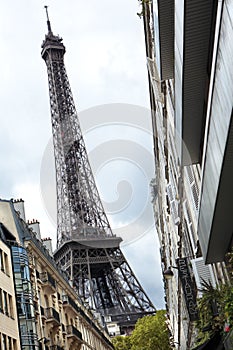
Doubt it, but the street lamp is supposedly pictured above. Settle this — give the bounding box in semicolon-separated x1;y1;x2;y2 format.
163;265;180;349
163;266;178;280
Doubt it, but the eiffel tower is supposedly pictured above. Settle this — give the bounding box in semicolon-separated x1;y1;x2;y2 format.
41;7;155;331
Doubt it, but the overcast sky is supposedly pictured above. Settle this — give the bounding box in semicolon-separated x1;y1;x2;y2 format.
0;0;164;309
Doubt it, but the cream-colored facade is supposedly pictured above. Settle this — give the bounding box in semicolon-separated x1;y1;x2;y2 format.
25;237;114;350
0;199;114;350
142;1;230;349
0;234;21;350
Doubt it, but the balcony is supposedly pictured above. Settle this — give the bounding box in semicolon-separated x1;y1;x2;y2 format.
62;295;80;315
40;272;56;294
45;307;60;329
50;346;63;350
66;325;83;346
61;323;66;334
40;306;46;319
34;301;39;314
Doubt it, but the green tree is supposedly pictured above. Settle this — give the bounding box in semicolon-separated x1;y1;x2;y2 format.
130;311;171;350
112;335;131;350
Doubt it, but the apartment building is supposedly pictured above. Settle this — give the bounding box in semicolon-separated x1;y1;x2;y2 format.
0;199;114;350
0;225;21;350
142;0;233;348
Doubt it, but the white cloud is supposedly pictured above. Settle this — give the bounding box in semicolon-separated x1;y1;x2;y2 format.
122;230;165;309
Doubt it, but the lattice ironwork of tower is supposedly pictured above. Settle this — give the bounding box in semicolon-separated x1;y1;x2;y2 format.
41;9;156;329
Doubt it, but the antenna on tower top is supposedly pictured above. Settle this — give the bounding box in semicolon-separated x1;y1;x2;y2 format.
44;5;52;34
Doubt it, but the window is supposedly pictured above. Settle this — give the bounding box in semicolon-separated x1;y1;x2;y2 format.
2;334;7;350
0;291;14;318
3;291;8;316
17;295;24;315
4;253;9;276
0;289;3;312
8;336;12;350
9;295;14;318
0;249;4;272
0;336;18;350
21;264;30;281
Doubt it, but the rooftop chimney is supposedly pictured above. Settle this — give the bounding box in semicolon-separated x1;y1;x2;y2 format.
42;237;53;256
13;199;26;221
28;219;41;241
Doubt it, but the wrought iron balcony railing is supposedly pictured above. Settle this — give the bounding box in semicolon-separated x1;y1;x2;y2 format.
66;325;82;341
40;306;46;318
40;272;56;289
62;295;80;314
61;323;66;333
45;307;60;324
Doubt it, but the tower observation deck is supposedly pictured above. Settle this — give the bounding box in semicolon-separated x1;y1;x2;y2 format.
41;7;155;332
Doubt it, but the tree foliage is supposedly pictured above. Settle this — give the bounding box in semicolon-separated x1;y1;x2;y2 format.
113;311;171;350
194;249;233;347
112;335;131;350
130;311;171;350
